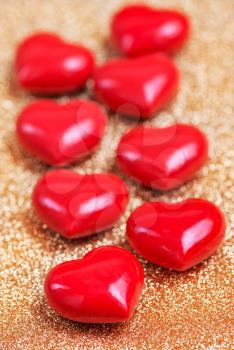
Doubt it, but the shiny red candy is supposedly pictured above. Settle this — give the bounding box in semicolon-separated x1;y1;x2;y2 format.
93;53;179;119
33;169;129;239
44;246;144;323
117;124;208;191
16;100;107;166
15;32;94;94
111;5;190;57
127;199;225;271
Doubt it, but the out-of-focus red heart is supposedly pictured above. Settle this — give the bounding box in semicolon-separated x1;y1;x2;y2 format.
33;169;129;239
16;99;107;166
15;32;94;94
127;199;225;271
93;53;179;119
111;5;190;56
117;124;208;191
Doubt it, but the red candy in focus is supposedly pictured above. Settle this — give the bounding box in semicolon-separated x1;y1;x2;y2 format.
127;199;225;271
44;246;144;323
16;100;107;166
111;5;190;57
33;169;129;239
117;124;208;191
93;54;179;119
15;32;94;94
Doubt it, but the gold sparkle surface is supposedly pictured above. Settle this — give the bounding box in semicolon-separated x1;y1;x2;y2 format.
0;1;234;349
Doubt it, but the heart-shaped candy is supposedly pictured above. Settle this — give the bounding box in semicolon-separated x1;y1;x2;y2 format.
16;99;107;166
44;246;144;323
127;199;225;271
93;53;179;119
15;32;94;94
33;169;129;238
117;124;208;191
111;5;190;56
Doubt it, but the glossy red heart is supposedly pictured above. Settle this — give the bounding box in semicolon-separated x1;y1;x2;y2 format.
111;5;190;57
15;32;94;94
127;199;225;271
117;124;208;191
44;246;144;323
33;169;129;239
16;99;107;166
93;53;179;119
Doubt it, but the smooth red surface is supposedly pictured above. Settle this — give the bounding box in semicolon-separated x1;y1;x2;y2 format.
111;5;190;57
15;32;94;94
44;246;144;323
93;53;179;119
16;100;107;166
117;124;208;191
33;169;129;239
127;199;225;271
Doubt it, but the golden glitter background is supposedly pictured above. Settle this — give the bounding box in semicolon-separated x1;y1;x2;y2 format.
0;0;233;349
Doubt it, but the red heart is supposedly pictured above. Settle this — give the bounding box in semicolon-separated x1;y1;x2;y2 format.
111;5;190;57
117;124;208;191
33;169;129;239
44;246;144;323
16;99;107;166
127;199;225;271
15;32;94;94
93;53;179;119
